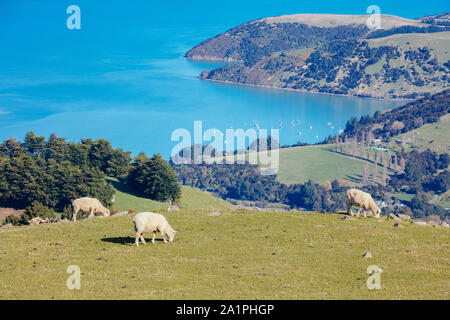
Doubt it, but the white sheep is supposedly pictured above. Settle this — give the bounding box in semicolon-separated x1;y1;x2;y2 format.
133;212;177;247
71;197;110;221
347;188;381;218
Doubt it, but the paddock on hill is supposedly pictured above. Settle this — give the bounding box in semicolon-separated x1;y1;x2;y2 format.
0;207;448;299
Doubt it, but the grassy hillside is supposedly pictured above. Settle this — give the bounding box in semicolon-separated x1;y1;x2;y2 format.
0;209;448;299
364;32;450;98
367;31;450;64
261;14;424;28
189;13;449;99
108;178;234;212
391;113;450;154
276;144;368;185
218;144;388;186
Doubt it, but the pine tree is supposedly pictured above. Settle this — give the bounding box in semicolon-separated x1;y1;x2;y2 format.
23;131;45;156
400;157;406;172
394;153;398;171
401;136;407;152
382;165;387;186
344;135;348;154
46;133;69;162
373;163;378;184
387;150;392;169
360;133;364;157
368;131;374;143
362;163;369;185
128;153;181;202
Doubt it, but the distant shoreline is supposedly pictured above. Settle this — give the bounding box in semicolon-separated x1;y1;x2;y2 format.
194;72;413;102
185;56;413;102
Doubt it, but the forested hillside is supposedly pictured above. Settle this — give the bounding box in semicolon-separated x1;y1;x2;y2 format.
187;14;450;99
325;88;450;142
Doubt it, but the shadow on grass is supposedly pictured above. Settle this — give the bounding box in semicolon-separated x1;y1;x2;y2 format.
345;174;362;183
106;178;145;199
101;236;164;246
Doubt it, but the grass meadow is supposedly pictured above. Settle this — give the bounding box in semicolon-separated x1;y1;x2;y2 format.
1;206;448;299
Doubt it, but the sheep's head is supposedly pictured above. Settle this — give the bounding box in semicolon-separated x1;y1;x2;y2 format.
166;229;177;242
374;207;381;218
102;208;111;217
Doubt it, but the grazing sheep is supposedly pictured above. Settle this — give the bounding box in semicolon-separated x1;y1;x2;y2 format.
133;212;177;247
71;197;110;221
347;189;381;218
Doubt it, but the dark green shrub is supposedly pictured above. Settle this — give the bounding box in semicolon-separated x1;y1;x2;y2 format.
3;214;23;226
61;205;73;220
22;201;56;223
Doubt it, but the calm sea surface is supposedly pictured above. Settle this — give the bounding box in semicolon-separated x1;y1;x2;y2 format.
1;0;446;157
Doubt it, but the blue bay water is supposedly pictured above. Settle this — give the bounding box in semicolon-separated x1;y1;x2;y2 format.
0;0;447;157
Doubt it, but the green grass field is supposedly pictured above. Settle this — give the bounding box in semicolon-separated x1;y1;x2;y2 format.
275;113;450;186
392;113;450;154
392;193;415;202
1;127;449;299
276;145;368;185
109;178;233;213
1;209;448;299
220;144;393;186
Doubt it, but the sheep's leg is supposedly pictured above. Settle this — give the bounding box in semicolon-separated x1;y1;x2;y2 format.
356;207;361;217
152;232;156;244
347;203;353;216
139;234;146;245
72;208;79;222
88;208;95;219
363;209;367;218
135;231;141;247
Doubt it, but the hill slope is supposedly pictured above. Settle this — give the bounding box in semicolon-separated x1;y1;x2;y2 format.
261;14;424;28
0;209;448;299
335;88;450;143
108;178;234;212
187;14;450;99
276;145;370;185
391;113;450;154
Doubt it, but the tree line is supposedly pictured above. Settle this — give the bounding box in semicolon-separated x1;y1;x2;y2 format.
322;89;450;144
0;132;180;224
173;162;347;213
173;143;449;221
